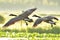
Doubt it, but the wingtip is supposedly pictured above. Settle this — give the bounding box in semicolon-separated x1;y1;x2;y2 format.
2;26;6;28
33;25;37;27
57;19;59;20
2;25;8;28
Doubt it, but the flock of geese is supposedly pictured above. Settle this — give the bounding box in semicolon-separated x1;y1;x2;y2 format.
3;8;59;28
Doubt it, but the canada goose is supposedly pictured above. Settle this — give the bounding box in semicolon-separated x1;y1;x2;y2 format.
9;14;33;26
32;15;58;27
3;8;37;27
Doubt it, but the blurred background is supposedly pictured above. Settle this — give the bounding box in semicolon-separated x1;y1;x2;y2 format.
0;0;60;12
0;0;60;30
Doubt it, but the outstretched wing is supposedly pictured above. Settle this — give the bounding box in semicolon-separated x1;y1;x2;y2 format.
3;17;21;27
33;18;43;27
3;8;37;27
19;8;37;17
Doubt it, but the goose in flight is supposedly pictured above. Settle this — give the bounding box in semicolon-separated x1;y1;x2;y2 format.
32;15;59;27
3;8;37;27
9;14;33;26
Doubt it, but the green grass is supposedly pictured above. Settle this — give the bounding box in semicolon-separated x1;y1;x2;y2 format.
0;27;60;40
1;26;60;33
0;32;60;40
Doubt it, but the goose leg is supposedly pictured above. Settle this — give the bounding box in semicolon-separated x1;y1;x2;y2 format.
48;21;55;27
51;24;53;27
49;20;56;25
46;20;55;27
25;21;28;26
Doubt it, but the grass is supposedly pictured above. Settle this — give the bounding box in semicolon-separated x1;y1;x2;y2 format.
0;26;60;40
1;26;60;33
0;32;60;40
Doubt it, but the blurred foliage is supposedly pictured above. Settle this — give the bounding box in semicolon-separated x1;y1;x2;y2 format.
0;26;60;34
39;14;60;16
0;15;5;24
0;27;60;40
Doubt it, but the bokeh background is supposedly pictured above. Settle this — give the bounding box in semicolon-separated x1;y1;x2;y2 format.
0;0;60;29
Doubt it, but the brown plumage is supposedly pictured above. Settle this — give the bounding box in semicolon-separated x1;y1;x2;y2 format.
33;15;59;27
3;8;37;27
9;14;33;26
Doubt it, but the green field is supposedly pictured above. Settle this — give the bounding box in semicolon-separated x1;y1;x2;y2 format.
0;26;60;40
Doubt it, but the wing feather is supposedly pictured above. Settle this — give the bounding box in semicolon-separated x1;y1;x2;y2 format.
3;17;21;27
33;18;43;27
3;8;37;27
